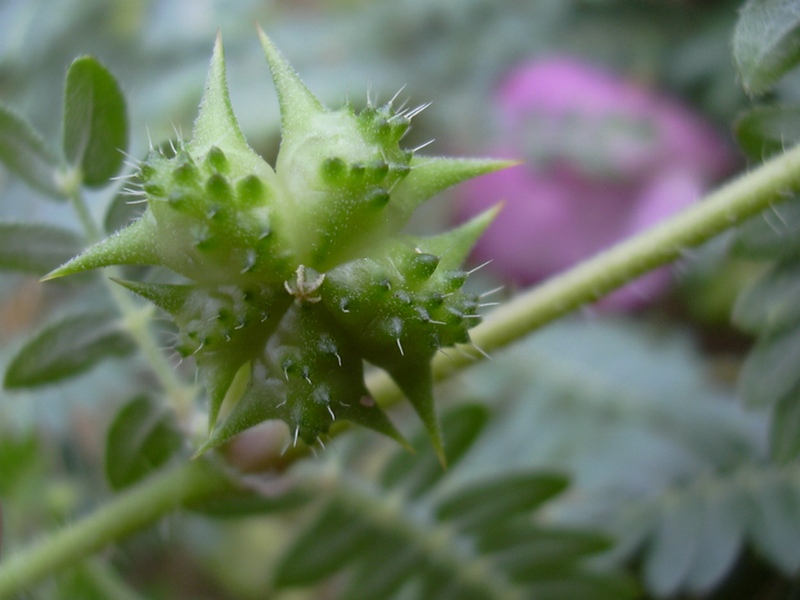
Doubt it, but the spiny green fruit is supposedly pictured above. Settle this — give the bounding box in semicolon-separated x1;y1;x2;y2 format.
45;28;511;464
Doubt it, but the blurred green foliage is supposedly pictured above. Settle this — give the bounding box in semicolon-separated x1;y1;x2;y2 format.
4;1;800;599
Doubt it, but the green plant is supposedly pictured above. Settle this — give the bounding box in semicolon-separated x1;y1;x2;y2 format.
2;2;800;597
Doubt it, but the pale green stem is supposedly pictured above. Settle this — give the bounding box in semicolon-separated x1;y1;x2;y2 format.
67;183;196;422
0;459;232;599
3;144;800;597
367;143;800;404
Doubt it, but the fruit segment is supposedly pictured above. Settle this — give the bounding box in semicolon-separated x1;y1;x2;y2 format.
45;30;509;460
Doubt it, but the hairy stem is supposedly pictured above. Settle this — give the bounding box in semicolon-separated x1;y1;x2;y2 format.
369;143;800;403
68;186;196;422
3;145;800;596
0;459;232;599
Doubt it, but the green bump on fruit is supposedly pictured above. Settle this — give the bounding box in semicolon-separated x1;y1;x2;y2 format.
43;29;510;460
114;278;291;429
201;303;406;452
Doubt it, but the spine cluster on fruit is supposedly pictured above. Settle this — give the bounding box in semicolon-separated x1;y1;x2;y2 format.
46;29;508;462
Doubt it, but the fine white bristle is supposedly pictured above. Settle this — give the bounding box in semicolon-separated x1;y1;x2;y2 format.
411;139;435;153
467;259;493;275
388;84;407;107
479;286;505;299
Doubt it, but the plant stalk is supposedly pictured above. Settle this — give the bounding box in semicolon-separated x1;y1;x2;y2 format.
67;186;196;422
0;459;232;599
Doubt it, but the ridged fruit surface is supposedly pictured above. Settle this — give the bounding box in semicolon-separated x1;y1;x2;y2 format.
47;29;509;462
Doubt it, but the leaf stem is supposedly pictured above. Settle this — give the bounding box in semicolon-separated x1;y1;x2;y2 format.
0;459;232;599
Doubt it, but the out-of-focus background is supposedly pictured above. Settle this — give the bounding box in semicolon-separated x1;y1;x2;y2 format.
5;1;800;599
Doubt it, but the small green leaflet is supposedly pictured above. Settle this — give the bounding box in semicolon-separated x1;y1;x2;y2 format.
62;56;128;187
733;0;800;95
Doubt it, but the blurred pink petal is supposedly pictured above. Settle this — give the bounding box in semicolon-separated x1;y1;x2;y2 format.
457;57;737;310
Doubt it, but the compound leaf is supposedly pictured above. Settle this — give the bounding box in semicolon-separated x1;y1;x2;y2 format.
273;404;635;600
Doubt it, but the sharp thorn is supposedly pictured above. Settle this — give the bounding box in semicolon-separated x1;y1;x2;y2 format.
438;348;455;362
480;286;505;299
388;84;407;107
406;101;432;119
467;259;493;275
411;138;435;153
471;342;492;360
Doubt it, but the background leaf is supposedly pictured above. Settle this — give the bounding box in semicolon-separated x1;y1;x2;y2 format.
272;403;636;600
733;0;800;95
734;105;800;160
445;319;768;597
732;196;800;259
104;395;183;491
380;403;489;499
769;390;800;463
747;476;800;574
62;56;128;187
739;324;800;408
0;103;64;199
733;260;800;334
0;222;82;275
435;472;568;530
3;311;135;388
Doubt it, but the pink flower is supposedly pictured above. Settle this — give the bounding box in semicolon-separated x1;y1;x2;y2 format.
456;57;736;309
